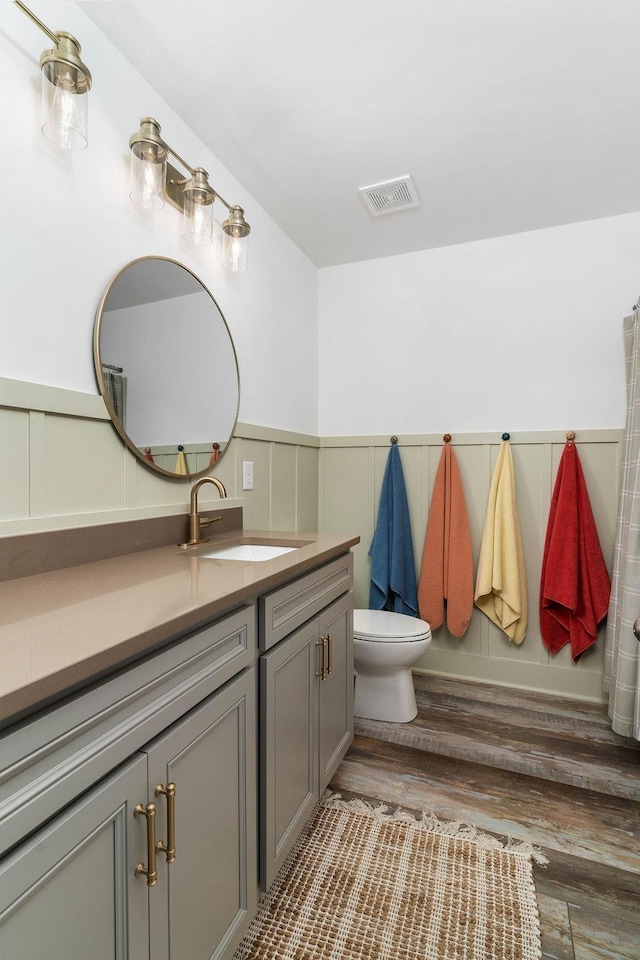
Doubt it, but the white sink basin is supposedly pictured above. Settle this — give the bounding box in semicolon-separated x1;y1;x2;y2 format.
198;543;299;562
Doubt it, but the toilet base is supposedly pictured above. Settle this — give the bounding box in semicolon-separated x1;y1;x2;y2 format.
354;669;418;723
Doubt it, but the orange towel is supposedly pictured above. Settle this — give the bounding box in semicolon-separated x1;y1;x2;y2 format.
540;442;611;661
418;443;474;637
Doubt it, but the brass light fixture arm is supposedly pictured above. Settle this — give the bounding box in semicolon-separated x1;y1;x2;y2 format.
157;134;230;205
165;143;197;180
211;191;235;214
13;1;60;45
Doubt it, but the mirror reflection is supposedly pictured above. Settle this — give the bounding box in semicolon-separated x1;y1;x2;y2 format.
94;257;239;478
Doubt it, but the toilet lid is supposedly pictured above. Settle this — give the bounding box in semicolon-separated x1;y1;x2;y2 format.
353;609;431;642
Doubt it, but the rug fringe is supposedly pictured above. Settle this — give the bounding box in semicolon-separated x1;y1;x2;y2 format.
321;791;549;866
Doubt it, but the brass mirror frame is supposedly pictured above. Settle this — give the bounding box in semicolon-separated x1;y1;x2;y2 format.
93;255;240;480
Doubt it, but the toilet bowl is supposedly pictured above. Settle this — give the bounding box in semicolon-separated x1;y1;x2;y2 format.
353;609;431;723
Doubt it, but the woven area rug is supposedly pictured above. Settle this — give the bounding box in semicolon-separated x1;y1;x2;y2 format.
235;793;547;960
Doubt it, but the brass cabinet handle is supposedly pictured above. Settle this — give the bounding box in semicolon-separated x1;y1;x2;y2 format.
155;782;177;863
315;636;328;680
134;801;158;886
326;633;333;677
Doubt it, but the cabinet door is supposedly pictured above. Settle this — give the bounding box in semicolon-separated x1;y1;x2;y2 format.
318;593;354;792
144;668;257;960
260;618;319;889
0;755;149;960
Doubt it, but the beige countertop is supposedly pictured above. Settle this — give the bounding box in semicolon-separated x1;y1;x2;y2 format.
0;529;359;729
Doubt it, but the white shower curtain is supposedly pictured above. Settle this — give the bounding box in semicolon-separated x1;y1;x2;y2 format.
604;308;640;740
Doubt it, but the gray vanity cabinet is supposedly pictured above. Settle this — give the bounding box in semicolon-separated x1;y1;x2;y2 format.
0;755;150;960
145;670;257;960
0;671;255;960
259;556;354;889
317;592;354;790
260;618;319;887
0;607;257;960
0;547;358;955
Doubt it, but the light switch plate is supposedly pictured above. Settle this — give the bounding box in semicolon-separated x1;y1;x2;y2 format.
242;461;254;491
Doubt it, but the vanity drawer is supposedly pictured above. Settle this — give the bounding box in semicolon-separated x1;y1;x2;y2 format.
0;604;255;857
259;553;353;651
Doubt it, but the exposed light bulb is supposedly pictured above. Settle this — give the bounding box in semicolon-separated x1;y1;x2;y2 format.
229;238;243;269
183;171;213;245
41;69;88;150
188;202;213;245
222;233;248;272
50;79;78;148
129;150;166;210
140;157;164;209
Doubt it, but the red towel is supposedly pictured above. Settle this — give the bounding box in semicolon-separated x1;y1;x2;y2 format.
540;443;611;661
418;443;474;638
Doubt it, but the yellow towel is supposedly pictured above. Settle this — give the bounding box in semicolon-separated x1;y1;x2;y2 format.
474;440;527;644
175;448;188;475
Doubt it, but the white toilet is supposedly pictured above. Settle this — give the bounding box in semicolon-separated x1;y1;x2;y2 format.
353;609;432;723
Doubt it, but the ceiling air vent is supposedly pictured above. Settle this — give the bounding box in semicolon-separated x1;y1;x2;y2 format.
359;175;420;216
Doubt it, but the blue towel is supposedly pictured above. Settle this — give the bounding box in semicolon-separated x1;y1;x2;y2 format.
368;444;418;616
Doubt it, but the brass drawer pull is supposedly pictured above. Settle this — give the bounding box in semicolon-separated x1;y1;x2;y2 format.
155;782;177;863
134;801;158;886
315;636;328;680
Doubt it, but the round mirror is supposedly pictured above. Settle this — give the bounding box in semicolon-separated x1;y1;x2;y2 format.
93;256;239;479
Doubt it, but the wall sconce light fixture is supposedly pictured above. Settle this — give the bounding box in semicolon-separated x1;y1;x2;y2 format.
129;117;251;272
14;1;92;151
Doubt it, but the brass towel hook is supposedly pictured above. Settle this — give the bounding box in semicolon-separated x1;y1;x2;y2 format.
390;436;398;445
566;431;576;444
443;434;452;443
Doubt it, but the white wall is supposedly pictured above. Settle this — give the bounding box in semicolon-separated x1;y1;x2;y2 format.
0;1;318;435
317;216;638;701
318;213;639;436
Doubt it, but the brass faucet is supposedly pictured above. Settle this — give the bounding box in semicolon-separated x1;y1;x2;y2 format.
179;476;227;548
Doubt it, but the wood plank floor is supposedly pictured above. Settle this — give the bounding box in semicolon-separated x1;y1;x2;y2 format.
329;674;640;960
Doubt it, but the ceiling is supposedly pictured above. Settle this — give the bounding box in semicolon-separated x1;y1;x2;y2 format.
80;0;640;268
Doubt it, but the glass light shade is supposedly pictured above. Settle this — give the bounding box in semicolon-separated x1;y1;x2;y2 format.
222;232;249;273
41;67;88;151
183;191;214;245
129;149;166;210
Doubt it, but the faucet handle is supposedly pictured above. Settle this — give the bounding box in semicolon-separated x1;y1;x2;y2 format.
199;515;222;529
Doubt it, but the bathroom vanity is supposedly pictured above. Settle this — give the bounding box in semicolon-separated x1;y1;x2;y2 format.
259;554;354;888
0;529;358;960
